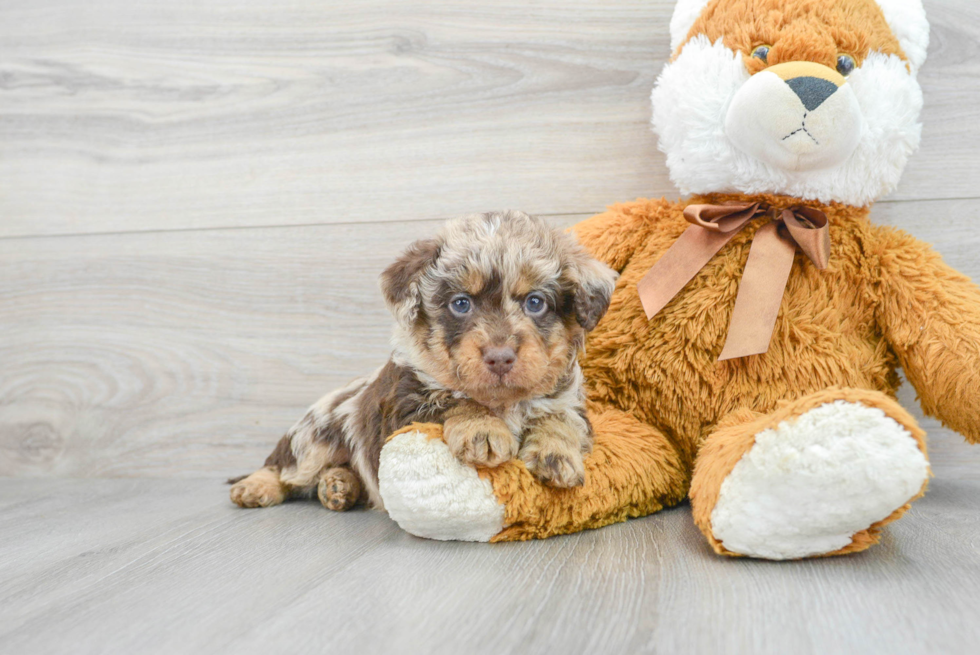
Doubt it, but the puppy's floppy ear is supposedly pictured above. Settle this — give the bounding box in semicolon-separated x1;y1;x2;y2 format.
567;248;619;332
379;238;441;326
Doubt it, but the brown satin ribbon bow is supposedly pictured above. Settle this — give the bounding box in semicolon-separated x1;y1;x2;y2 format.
637;201;830;361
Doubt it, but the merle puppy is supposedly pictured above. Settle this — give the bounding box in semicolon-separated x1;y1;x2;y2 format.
230;210;618;511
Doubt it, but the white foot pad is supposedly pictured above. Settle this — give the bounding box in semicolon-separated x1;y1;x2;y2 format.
378;430;505;542
710;401;929;559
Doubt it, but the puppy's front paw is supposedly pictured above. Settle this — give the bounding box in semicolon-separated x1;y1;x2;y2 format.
230;467;286;508
445;416;519;468
522;447;586;488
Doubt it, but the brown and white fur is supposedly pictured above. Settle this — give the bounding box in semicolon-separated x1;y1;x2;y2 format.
230;210;618;511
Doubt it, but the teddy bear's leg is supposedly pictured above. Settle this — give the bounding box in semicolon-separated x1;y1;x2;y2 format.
378;404;689;542
690;388;930;560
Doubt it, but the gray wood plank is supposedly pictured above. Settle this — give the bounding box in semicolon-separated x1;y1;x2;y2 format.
3;2;980;653
1;0;978;238
0;477;977;655
0;214;582;478
4;201;980;479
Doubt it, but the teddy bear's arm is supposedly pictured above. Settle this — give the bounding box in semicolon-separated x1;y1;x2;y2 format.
876;226;980;444
570;199;678;273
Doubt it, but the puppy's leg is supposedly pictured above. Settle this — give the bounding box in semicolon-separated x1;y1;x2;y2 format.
520;413;592;488
317;467;363;511
230;431;297;508
230;374;370;508
230;466;288;508
444;402;519;468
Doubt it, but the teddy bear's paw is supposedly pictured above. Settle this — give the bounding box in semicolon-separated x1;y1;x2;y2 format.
710;400;929;560
378;429;505;541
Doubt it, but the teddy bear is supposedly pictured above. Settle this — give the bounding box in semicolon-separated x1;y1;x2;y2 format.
373;0;980;559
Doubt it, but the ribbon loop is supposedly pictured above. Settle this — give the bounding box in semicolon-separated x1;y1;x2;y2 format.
780;206;831;270
683;202;762;233
637;201;832;360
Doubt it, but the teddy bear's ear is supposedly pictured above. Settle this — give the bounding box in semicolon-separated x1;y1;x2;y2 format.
566;249;619;332
379;238;441;326
669;0;711;53
874;0;929;70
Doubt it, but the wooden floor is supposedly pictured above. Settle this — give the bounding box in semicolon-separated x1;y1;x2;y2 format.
2;475;979;655
2;1;980;653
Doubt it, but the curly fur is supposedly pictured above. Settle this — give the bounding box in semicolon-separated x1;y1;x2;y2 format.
230;211;618;509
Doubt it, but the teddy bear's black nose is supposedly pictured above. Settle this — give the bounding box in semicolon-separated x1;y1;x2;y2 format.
483;347;516;376
786;76;839;111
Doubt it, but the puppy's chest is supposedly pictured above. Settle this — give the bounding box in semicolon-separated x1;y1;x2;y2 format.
493;404;537;441
497;396;567;440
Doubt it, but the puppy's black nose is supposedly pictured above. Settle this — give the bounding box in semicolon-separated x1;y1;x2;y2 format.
483;347;516;376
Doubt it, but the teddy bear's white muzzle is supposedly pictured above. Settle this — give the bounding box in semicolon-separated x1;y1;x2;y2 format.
725;63;864;173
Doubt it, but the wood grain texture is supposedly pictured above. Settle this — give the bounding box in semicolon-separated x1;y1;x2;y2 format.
4;201;980;479
1;0;979;238
0;477;978;655
3;2;980;651
0;213;581;478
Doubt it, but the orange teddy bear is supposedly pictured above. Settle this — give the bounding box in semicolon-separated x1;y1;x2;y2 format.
377;0;980;559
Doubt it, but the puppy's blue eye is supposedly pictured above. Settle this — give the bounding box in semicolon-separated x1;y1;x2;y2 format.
836;54;855;76
524;293;547;316
751;45;770;64
449;295;471;315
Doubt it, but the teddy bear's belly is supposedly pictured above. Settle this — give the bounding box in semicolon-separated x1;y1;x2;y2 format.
581;237;901;454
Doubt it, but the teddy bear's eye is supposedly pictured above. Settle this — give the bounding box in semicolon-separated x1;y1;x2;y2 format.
750;45;770;63
836;54;856;76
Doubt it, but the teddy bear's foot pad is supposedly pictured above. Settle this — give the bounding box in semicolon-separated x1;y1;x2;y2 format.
710;400;929;559
378;430;505;542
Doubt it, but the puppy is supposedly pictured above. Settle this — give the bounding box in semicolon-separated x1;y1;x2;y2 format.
230;210;618;511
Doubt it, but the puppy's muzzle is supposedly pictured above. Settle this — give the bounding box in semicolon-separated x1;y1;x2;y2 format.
482;346;516;377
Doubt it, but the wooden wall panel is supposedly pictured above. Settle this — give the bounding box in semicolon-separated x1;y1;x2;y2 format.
3;201;980;479
1;0;978;238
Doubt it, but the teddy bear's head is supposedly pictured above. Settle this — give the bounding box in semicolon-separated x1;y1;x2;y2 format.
652;0;929;206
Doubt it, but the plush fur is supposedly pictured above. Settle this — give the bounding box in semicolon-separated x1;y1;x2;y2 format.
707;398;929;559
669;0;929;70
376;0;980;559
380;427;506;541
230;211;617;510
652;0;925;206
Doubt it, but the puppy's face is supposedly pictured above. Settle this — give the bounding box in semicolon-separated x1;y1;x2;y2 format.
380;211;618;407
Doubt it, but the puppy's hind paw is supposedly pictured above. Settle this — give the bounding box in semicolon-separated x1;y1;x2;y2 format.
317;467;362;511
